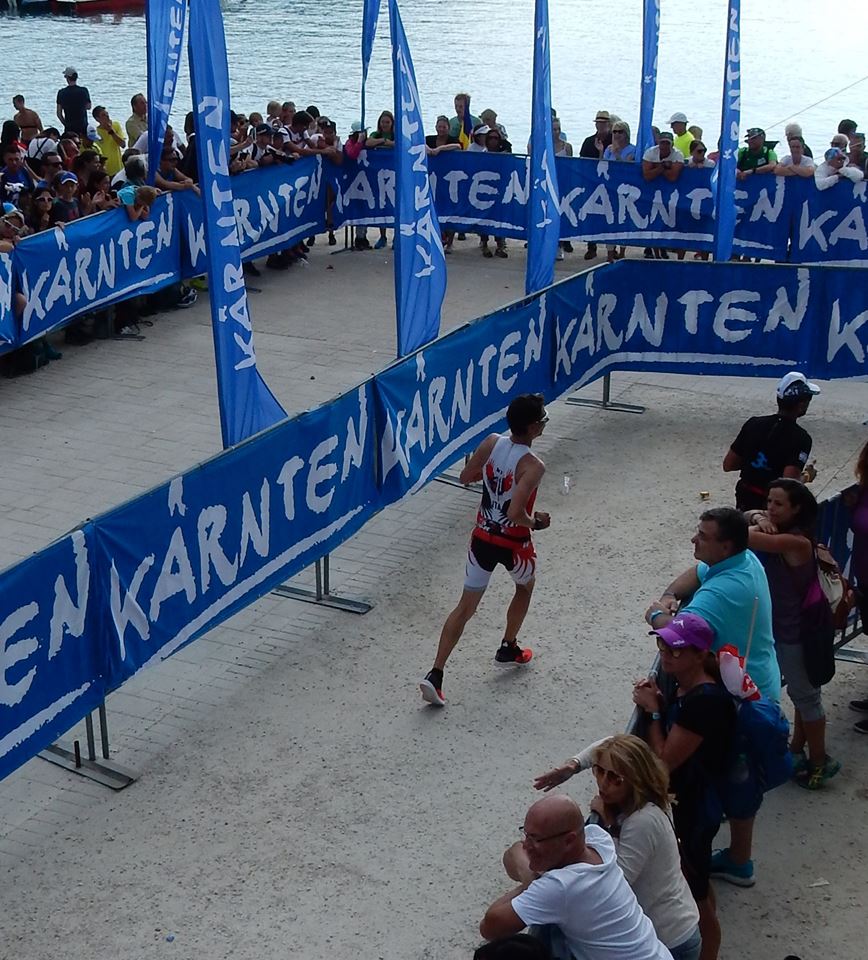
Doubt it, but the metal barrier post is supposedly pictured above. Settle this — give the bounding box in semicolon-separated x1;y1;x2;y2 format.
436;453;483;494
39;703;138;790
566;373;646;414
272;552;372;615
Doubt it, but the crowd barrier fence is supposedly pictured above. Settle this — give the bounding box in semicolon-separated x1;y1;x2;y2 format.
1;256;867;784
3;152;868;349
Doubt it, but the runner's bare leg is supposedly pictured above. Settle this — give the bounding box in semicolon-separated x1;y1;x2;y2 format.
433;588;486;670
503;580;534;643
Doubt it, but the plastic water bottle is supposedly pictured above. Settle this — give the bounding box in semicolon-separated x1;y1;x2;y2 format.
560;474;572;496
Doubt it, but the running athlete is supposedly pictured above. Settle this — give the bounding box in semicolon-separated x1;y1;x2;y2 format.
420;394;552;707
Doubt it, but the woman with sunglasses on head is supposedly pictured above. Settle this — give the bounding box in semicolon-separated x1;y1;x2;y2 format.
534;734;700;960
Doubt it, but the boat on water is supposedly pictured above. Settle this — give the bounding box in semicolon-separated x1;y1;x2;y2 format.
3;0;144;14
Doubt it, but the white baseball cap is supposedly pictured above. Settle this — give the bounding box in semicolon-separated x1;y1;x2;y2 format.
670;112;688;124
776;371;821;400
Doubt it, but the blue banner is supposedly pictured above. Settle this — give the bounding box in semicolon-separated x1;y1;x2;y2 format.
188;0;286;449
549;260;868;391
389;0;446;357
636;0;660;159
332;151;793;260
146;0;187;186
375;295;554;505
0;527;105;783
1;156;868;358
2;258;868;782
526;0;560;295
713;0;741;261
93;384;377;687
176;158;328;277
361;0;382;127
13;198;181;343
0;251;15;346
789;178;868;263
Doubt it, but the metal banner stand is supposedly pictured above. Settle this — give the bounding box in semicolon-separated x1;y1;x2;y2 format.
834;610;867;666
566;373;645;414
272;553;372;615
435;453;482;494
39;703;138;790
330;225;355;256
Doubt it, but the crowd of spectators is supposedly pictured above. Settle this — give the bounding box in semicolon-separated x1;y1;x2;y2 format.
475;374;865;960
1;75;865;364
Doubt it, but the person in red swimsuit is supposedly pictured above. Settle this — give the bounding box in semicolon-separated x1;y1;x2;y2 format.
420;394;552;707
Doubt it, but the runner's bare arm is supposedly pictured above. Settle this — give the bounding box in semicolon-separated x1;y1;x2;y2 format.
506;458;545;528
458;434;499;484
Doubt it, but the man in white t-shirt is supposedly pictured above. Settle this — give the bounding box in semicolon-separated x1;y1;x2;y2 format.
480;795;672;960
642;132;684;183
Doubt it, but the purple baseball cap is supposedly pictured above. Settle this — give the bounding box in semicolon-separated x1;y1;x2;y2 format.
654;612;715;651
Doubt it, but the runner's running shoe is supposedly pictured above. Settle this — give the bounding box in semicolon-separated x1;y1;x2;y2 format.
495;642;533;665
420;671;446;707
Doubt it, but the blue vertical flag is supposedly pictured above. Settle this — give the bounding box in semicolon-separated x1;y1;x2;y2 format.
389;0;447;356
187;0;286;448
145;0;187;186
361;0;382;127
636;0;660;158
526;0;560;296
712;0;741;261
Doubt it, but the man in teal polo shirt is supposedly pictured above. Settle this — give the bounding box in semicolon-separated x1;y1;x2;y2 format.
645;506;779;701
644;505;780;889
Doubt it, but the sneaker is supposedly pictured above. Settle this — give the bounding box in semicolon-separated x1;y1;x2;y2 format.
563;241;574;253
849;699;868;713
176;288;198;308
328;231;337;246
584;243;597;260
243;261;261;277
710;848;755;887
790;751;809;779
494;642;533;665
796;756;841;790
457;232;466;240
374;235;387;249
115;325;145;340
420;671;446;707
189;276;209;291
854;717;868;734
482;247;494;259
643;247;654;259
495;248;508;259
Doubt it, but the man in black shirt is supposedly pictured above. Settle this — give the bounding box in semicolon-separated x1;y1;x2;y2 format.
578;110;612;260
723;372;820;510
56;67;92;139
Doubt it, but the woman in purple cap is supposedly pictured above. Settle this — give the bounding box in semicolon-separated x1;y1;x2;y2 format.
632;612;735;960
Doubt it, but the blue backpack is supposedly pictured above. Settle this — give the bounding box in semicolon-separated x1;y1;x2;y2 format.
720;695;792;818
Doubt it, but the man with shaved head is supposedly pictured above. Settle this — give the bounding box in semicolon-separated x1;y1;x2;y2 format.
480;795;673;959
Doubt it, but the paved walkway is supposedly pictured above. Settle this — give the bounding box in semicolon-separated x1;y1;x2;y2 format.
0;242;866;959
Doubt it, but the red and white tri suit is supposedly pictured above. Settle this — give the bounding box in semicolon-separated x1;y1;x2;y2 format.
464;434;538;591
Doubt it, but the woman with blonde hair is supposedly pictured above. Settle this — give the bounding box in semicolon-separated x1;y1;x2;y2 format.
534;734;701;960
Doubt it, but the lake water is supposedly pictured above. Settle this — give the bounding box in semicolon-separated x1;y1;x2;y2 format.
1;0;867;153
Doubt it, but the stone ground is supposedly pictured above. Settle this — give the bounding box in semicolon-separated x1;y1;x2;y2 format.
0;237;866;960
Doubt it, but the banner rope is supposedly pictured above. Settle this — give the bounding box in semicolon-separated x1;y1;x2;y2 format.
762;74;868;131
